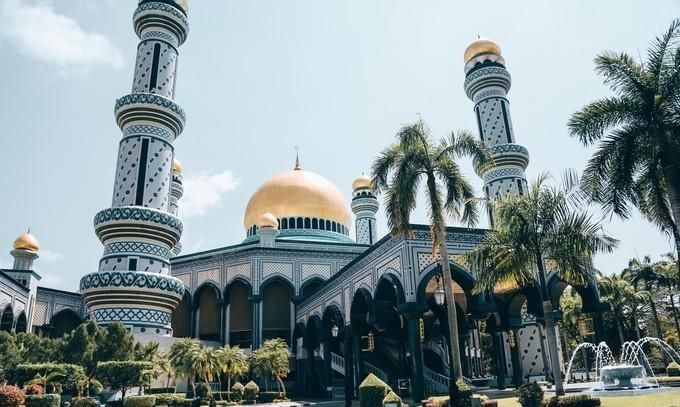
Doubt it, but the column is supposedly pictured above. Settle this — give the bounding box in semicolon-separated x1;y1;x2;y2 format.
509;328;524;388
250;296;262;348
398;302;427;402
492;332;506;390
344;328;355;407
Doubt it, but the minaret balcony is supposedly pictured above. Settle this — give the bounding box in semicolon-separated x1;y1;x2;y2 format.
115;93;185;137
134;1;189;45
474;143;529;177
464;66;512;99
94;206;183;249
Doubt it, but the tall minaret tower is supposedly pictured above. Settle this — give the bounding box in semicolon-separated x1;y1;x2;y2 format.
169;158;184;256
351;174;379;245
79;0;189;336
463;39;529;226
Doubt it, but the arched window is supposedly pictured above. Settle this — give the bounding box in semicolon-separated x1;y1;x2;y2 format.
304;218;311;229
0;306;13;332
229;282;252;348
281;218;288;229
197;286;220;342
332;222;337;232
320;219;326;230
262;280;292;344
172;293;192;338
312;218;318;229
326;220;331;230
297;218;303;229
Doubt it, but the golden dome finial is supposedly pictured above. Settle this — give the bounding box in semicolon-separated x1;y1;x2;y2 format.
464;37;502;64
258;213;279;229
352;173;372;191
13;230;40;252
294;146;301;170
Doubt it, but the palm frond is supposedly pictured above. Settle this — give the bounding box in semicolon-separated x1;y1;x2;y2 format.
567;97;640;145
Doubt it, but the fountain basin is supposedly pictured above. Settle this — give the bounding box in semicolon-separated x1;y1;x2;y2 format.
599;365;646;389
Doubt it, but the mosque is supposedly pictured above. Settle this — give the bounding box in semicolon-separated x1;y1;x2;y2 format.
0;0;611;401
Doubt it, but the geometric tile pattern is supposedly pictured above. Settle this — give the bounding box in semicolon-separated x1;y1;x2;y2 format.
263;262;293;280
301;263;331;280
91;307;171;326
227;263;251;283
197;268;220;286
33;301;48;325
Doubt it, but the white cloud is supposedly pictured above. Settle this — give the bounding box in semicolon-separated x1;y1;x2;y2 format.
181;170;239;217
40;249;64;263
0;0;123;71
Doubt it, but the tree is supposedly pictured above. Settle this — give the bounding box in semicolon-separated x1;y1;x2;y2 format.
25;371;64;394
250;338;290;396
468;172;618;395
96;361;153;400
598;273;650;346
187;344;221;399
567;20;680;279
371;119;488;401
218;345;248;400
169;338;200;396
60;321;101;376
656;253;680;337
94;322;135;362
0;332;22;381
623;256;663;340
156;354;175;389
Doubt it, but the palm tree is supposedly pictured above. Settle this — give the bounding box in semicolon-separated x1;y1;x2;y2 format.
169;338;201;396
371;119;488;400
156;354;175;389
26;371;64;394
468;172;618;395
622;256;663;340
218;345;248;400
598;273;650;346
188;345;222;399
250;338;290;396
656;253;680;338
567;20;680;278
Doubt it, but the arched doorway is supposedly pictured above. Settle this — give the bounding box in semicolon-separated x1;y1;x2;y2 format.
195;284;221;342
0;306;14;332
172;292;192;338
15;312;27;333
301;278;324;302
261;278;293;344
228;280;252;348
50;309;81;338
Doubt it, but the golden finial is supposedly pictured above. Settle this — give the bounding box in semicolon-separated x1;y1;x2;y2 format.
294;145;301;170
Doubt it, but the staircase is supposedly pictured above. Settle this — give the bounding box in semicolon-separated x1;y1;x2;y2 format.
330;352;345;375
364;361;389;383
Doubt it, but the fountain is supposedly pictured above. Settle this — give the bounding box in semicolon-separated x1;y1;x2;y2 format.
563;337;680;396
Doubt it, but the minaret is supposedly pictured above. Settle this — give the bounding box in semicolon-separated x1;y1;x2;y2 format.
463;39;529;226
11;232;40;271
169;158;184;256
79;0;189;336
351;174;379;245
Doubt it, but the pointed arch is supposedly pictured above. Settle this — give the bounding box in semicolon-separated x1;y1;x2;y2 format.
50;308;82;338
0;305;14;332
172;290;192;338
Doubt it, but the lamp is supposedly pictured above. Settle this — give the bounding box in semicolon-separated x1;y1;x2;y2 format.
331;324;339;338
434;286;446;306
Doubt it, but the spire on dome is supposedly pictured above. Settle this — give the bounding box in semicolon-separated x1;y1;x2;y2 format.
294;145;301;170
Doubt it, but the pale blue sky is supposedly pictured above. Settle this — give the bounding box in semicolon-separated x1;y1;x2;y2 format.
0;0;677;291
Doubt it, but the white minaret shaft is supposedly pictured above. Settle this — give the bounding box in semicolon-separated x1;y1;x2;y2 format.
351;175;379;245
464;40;529;226
80;0;190;336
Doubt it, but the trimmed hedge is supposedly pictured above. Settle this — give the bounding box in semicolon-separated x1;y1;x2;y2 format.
258;391;284;403
123;395;156;407
454;380;472;407
148;387;176;394
516;382;543;407
74;398;101;407
359;373;391;407
10;363;86;392
25;394;60;407
0;385;25;407
231;382;244;402
667;362;680;377
154;393;187;406
243;381;259;403
544;395;601;407
383;390;402;407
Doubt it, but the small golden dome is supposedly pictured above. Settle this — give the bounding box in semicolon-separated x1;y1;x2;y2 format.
258;213;278;229
352;174;372;191
13;232;40;252
464;38;502;63
244;169;352;229
172;158;183;174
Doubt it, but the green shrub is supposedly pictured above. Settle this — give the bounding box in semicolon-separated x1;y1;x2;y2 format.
0;385;25;407
123;395;156;407
24;384;44;395
453;380;472;407
359;373;391;407
107;401;124;407
10;363;86;393
258;392;283;403
194;383;210;399
96;361;153;399
243;381;259;403
516;382;543;407
25;394;60;407
382;390;402;407
544;394;601;407
667;362;680;377
74;398;101;407
231;382;244;402
154;393;187;406
148;387;176;394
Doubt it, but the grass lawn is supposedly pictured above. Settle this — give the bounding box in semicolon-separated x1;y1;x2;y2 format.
494;390;680;407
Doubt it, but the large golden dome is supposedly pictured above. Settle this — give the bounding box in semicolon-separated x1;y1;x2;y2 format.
13;232;40;252
464;38;502;63
244;168;352;229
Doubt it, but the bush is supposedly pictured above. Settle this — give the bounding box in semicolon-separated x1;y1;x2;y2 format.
383;390;402;407
243;381;259;403
10;363;86;393
25;394;61;407
194;383;210;400
359;373;391;407
516;382;544;407
123;395;156;407
74;398;101;407
24;384;45;395
148;387;176;394
96;361;153;398
667;362;680;377
454;380;472;407
231;382;244;402
106;401;124;407
258;392;283;403
154;393;186;406
0;385;26;407
544;395;601;407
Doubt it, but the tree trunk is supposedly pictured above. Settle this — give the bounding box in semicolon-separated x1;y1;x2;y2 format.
617;317;625;347
669;285;680;339
228;377;231;400
277;375;287;397
536;256;565;395
662;164;680;282
632;306;641;340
